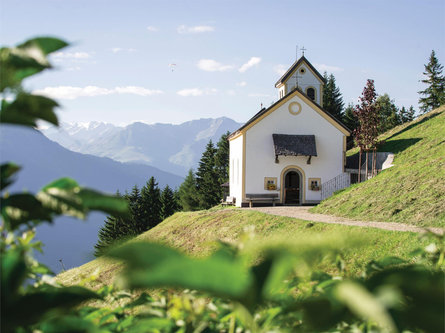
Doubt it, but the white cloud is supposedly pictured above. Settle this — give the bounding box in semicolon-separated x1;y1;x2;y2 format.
112;48;137;53
315;63;344;73
66;66;81;71
236;81;247;87
274;64;287;76
239;57;261;73
33;86;164;100
226;90;236;96
52;51;91;59
197;59;233;72
177;25;214;34
114;86;163;96
146;26;158;32
177;88;218;97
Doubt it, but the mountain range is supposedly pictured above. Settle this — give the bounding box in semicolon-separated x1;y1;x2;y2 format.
42;117;242;176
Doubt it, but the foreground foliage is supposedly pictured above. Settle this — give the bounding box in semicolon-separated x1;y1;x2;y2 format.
1;37;443;333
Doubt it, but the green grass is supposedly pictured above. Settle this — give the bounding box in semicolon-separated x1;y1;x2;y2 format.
312;106;445;228
58;207;429;288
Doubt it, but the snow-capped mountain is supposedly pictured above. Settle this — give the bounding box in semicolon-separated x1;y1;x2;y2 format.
42;117;242;176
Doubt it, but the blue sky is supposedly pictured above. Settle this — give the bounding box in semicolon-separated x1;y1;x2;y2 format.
1;0;444;125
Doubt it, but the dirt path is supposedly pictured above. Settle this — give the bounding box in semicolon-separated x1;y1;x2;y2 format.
248;206;443;234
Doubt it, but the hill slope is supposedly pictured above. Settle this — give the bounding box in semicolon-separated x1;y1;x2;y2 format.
58;207;428;287
312;106;445;227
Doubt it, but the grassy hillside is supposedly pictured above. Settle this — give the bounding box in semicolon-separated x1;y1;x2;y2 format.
58;207;429;287
312;106;445;228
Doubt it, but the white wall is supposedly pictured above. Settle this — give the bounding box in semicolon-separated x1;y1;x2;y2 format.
285;64;322;105
244;94;344;204
229;134;243;207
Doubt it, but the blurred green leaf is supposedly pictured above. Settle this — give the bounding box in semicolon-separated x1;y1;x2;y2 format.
108;242;253;303
77;188;130;217
0;92;59;126
247;249;297;306
123;292;154;309
39;315;100;333
366;256;407;276
334;281;398;333
41;177;79;191
2;179;128;231
1;249;27;307
5;286;100;330
38;178;130;219
1;193;53;230
365;266;444;333
296;297;346;331
0;37;68;91
0;162;21;191
17;37;68;55
125;317;174;333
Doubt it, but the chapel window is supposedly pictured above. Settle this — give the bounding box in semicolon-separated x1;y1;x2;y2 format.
306;87;315;101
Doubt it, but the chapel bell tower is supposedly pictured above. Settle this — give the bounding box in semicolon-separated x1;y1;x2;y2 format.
274;51;325;106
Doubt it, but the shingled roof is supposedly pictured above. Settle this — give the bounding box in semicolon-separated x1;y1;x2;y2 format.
273;134;317;157
275;56;325;88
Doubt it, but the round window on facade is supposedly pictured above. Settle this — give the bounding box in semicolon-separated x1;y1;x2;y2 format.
288;101;302;115
299;68;306;74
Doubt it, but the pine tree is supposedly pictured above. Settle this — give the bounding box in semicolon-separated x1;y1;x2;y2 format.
407;105;416;122
375;94;401;133
418;50;445;113
160;185;179;220
140;177;162;229
196;140;220;209
323;72;345;120
94;215;136;257
178;169;200;211
343;103;359;132
214;131;230;199
127;185;146;234
94;191;136;257
398;106;416;124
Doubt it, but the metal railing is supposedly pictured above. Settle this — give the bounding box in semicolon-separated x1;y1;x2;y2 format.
321;172;351;200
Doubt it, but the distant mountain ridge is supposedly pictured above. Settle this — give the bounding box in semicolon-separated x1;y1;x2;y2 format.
42;117;242;176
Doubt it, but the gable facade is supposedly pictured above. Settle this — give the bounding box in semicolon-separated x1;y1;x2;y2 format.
229;56;349;207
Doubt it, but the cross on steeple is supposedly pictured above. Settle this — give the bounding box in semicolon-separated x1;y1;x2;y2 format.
301;46;306;56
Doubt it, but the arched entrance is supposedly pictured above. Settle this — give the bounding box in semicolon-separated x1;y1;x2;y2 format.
283;169;302;205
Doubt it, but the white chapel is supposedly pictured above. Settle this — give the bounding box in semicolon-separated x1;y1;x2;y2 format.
228;55;350;207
